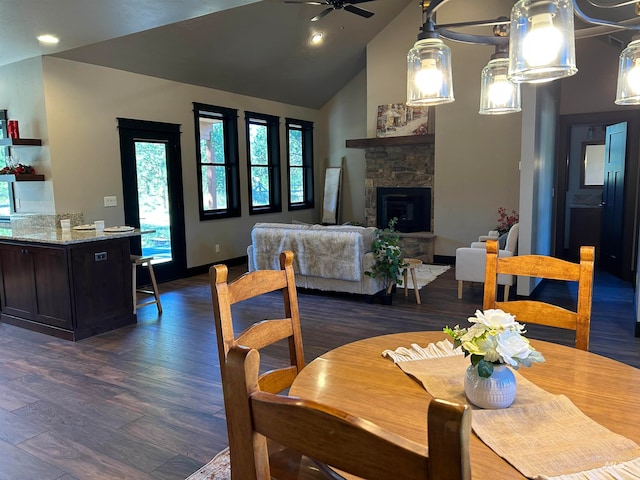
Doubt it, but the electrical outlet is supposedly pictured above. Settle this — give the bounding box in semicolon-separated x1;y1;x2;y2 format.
15;198;20;209
104;196;117;207
215;244;220;253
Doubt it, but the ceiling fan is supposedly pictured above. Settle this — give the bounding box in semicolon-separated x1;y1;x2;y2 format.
285;0;376;22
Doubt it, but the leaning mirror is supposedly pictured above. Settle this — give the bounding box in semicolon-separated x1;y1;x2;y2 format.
581;142;605;188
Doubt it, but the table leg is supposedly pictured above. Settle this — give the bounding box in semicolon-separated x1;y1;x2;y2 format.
404;268;409;298
410;267;421;304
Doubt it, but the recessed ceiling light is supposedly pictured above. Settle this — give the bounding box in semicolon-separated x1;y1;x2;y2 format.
37;35;59;45
311;32;323;45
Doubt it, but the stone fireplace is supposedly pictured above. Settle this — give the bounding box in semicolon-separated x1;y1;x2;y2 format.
347;135;435;262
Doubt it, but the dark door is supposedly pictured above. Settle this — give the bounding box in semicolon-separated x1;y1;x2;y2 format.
600;122;627;276
118;118;186;283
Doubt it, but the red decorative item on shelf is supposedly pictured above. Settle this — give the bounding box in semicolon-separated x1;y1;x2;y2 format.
7;120;19;139
0;164;35;175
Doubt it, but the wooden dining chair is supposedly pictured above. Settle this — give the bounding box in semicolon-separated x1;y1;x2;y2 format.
210;250;305;393
483;239;595;351
210;250;308;478
226;344;472;480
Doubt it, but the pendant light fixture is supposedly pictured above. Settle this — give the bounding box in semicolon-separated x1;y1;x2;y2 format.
408;0;640;110
480;46;522;114
616;37;640;104
407;19;454;106
508;0;577;83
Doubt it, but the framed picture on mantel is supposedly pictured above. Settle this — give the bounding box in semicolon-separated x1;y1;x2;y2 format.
376;103;430;138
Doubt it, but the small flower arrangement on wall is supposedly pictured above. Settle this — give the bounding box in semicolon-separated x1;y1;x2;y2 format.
496;207;519;235
0;164;35;175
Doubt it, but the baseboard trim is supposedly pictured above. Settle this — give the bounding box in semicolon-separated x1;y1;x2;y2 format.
185;256;247;277
434;254;455;265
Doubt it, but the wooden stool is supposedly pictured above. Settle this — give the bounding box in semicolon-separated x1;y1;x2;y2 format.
403;258;423;305
131;255;162;314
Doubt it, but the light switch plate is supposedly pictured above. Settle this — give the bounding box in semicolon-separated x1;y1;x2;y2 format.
104;196;117;207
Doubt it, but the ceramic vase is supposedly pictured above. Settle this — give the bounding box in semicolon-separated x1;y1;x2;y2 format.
464;363;516;409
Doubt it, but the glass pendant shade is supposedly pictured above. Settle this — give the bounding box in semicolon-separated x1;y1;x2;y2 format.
508;0;577;83
480;57;521;114
616;39;640;105
407;37;454;106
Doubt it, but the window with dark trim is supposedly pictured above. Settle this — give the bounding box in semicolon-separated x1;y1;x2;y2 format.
245;111;281;214
286;118;314;210
194;102;241;220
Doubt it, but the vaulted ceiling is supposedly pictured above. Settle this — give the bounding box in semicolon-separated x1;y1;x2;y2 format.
0;0;413;109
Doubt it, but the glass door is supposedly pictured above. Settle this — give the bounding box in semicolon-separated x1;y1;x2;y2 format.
135;141;173;264
118;118;186;283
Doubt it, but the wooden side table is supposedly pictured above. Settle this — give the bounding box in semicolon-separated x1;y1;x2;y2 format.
403;258;423;304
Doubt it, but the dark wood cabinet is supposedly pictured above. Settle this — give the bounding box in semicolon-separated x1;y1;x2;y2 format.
69;239;133;338
0;243;38;320
0;237;135;340
0;243;72;329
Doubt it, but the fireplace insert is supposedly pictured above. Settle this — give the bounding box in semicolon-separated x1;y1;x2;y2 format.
376;187;431;233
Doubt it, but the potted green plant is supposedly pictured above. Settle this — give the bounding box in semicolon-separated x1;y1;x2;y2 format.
365;217;408;304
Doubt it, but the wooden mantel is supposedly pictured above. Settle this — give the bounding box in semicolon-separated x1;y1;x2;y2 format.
346;134;435;149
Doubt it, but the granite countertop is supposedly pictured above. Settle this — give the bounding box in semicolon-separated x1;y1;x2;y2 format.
0;225;151;245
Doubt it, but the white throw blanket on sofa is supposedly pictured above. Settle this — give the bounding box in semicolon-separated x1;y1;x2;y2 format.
251;223;366;282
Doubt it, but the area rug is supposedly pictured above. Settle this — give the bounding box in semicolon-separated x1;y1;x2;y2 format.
185;448;230;480
403;264;450;290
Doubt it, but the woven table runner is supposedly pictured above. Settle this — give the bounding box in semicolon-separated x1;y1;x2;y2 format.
382;342;640;480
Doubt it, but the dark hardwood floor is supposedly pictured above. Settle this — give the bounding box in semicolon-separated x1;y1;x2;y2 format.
0;263;638;479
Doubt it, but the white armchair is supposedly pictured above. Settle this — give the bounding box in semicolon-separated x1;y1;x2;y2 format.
455;223;519;300
477;230;500;243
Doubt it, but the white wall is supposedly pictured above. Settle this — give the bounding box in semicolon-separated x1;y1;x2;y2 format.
13;57;322;269
320;70;367;224
365;4;417;135
0;58;55;213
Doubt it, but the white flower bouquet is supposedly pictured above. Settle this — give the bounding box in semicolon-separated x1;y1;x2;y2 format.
444;309;545;378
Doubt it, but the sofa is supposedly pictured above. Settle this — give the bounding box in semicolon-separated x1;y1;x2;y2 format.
247;222;386;295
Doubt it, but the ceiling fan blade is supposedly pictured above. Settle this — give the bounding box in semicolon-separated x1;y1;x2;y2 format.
285;1;326;4
311;7;333;21
344;4;374;18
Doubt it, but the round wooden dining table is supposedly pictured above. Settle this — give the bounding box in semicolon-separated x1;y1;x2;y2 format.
289;331;640;479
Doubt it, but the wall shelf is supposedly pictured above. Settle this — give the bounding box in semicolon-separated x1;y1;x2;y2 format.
346;134;435;149
0;138;42;147
0;174;44;182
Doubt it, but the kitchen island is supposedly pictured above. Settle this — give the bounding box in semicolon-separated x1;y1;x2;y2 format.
0;225;142;340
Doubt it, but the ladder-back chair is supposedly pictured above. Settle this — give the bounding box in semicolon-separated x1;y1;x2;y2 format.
210;250;304;392
210;250;307;478
483;240;595;351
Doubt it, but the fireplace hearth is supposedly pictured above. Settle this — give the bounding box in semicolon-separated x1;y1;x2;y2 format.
377;187;431;233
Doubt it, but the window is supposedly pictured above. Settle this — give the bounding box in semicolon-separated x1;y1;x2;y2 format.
194;103;240;220
245;112;281;214
286;118;314;210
